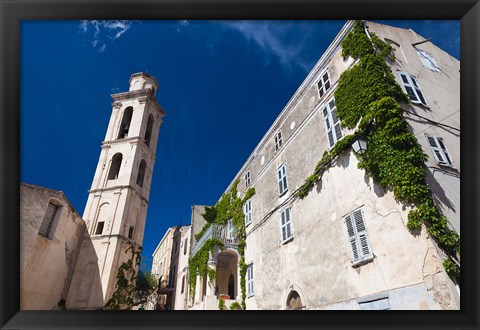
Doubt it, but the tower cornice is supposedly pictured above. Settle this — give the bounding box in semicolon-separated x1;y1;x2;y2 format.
111;89;166;117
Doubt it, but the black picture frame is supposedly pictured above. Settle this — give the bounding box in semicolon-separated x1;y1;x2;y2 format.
1;0;479;329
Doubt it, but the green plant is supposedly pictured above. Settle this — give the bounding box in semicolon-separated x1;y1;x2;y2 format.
188;180;255;309
104;242;158;310
443;258;460;280
218;299;226;310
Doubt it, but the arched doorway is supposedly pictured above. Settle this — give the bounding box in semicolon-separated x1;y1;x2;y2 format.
287;290;303;310
228;274;235;298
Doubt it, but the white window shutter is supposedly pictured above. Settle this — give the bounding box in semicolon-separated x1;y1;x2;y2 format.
410;75;427;106
417;50;440;72
345;208;372;264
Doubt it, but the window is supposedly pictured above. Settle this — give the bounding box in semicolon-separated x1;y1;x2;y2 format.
322;98;343;148
274;131;283;151
181;276;185;294
95;221;105;235
108;153;123;180
359;297;390;310
117;107;133;139
246;264;254;297
136;160;146;187
244;199;252;226
344;208;373;266
39;202;59;239
183;238;188;255
280;207;293;243
128;226;134;239
398;72;428;106
144;114;154;146
416;50;440;72
170;266;176;287
245;171;251;187
317;69;331;98
226;219;235;244
277;163;288;196
426;135;453;166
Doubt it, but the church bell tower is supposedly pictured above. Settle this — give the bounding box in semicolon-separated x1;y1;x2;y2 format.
66;73;166;309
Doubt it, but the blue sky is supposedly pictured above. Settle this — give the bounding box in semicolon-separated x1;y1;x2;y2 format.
20;20;459;266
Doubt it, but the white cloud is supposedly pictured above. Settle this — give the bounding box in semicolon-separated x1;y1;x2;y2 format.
223;21;312;72
176;20;190;33
79;20;133;52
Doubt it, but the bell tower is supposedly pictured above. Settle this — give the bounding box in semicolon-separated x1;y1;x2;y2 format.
66;73;166;309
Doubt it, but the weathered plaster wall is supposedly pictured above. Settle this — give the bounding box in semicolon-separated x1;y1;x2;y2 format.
367;21;460;234
20;183;85;310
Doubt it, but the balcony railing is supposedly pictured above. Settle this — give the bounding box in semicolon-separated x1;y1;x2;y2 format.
191;224;240;257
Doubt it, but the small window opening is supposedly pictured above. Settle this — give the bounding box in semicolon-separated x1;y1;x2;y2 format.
95;221;105;235
145;114;154;146
108;153;123;180
117;107;133;139
39;202;59;239
136;160;146;187
128;226;134;239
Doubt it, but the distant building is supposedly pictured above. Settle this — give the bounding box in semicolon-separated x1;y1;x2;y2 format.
182;20;460;310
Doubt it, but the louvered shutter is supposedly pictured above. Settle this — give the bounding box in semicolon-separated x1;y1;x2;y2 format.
345;208;372;263
353;209;372;259
39;203;58;238
417;50;440;72
322;107;335;148
281;211;287;241
345;214;359;262
436;138;452;165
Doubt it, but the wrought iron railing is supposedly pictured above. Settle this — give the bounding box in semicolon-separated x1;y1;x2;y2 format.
191;224;240;257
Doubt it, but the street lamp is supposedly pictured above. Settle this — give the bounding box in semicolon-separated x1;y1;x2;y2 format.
351;134;368;155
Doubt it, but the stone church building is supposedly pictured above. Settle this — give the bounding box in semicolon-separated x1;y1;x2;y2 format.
20;72;165;310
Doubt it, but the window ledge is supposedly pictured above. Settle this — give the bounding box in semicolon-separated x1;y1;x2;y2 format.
351;256;374;268
279;189;289;198
281;236;294;245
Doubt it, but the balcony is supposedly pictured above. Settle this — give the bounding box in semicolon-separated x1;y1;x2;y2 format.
191;223;240;257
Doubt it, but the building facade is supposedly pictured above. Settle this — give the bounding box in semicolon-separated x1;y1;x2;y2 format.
20;183;86;310
186;21;460;310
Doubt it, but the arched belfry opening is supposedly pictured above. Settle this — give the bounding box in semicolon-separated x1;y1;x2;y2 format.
136;160;146;187
108;153;123;180
117;107;133;139
145;114;154;147
286;290;303;310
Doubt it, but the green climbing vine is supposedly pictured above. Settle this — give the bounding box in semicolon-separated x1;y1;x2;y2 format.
188;179;255;309
104;241;158;310
298;20;460;279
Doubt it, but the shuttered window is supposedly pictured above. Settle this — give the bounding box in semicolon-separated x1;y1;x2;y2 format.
322;98;343;148
426;135;453;166
344;208;373;265
277;163;288;196
416;50;440;72
398;72;427;106
317;69;331;98
39;202;59;239
244;199;252;226
246;264;254;296
280;207;293;243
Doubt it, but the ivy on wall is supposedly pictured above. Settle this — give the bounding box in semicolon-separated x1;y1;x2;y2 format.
298;20;460;279
188;179;255;310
